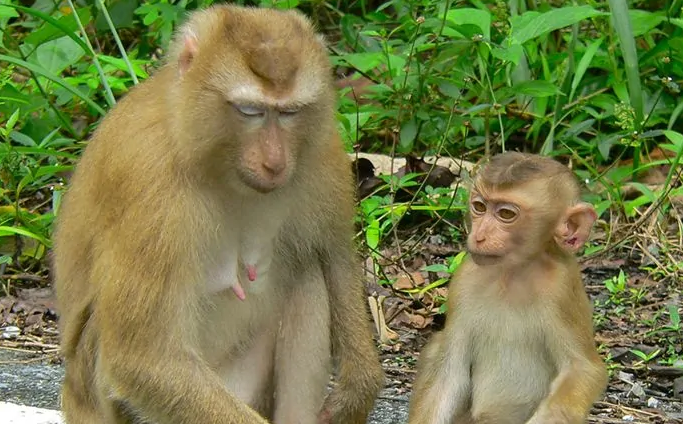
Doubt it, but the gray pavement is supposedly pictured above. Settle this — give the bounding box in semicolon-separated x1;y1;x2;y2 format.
0;349;407;423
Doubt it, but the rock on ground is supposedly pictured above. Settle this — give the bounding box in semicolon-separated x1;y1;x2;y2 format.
0;401;63;424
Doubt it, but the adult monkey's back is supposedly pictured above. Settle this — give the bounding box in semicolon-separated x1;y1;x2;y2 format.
53;5;384;424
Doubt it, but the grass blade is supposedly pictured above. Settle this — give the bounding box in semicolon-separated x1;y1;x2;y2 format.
668;100;683;130
607;0;644;130
0;54;106;116
2;4;89;52
3;3;116;108
662;131;683;191
569;37;603;102
0;226;51;248
95;0;139;85
65;0;116;107
541;23;578;155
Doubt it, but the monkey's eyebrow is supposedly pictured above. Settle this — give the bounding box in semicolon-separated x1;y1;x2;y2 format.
227;84;317;108
229;98;308;111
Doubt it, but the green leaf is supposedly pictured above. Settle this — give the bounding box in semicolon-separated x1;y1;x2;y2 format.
138;7;159;26
628;10;665;37
399;117;418;151
0;4;18;19
0;54;106;115
626;182;656;202
365;219;380;250
630;349;648;361
5;5;91;54
34;165;73;179
444;8;491;40
662;130;683;191
33;36;85;74
10;131;36;147
418;277;449;294
386;54;407;79
25;7;92;46
339;14;365;49
0;226;51;247
341;53;385;74
94;0;136;30
422;264;449;273
491;44;524;65
37;128;61;148
435;78;462;98
669;304;681;327
12;146;79;160
97;55;149;79
52;186;63;216
338;111;373;146
263;0;300;9
16;165;73;194
448;251;467;273
663;130;683;148
5;109;19;131
510;6;605;45
612;81;630;104
510;80;563;98
570;38;603;102
669;101;683;130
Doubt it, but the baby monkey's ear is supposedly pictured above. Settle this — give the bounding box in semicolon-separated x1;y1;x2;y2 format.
554;202;597;253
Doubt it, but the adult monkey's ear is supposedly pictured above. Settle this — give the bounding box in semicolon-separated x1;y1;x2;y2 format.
554;202;597;253
178;30;200;76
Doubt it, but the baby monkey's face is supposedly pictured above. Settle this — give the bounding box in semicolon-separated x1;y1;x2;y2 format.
466;188;526;266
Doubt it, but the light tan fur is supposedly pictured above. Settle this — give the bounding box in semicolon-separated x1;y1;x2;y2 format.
408;152;607;424
53;5;383;424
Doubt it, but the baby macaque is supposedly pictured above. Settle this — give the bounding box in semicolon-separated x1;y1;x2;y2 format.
409;152;607;424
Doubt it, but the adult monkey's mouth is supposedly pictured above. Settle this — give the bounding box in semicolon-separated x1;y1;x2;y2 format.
468;252;503;266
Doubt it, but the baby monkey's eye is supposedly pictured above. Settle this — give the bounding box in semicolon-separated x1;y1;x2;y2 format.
496;206;518;222
471;200;487;214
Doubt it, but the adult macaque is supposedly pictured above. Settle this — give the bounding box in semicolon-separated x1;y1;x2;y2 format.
53;5;383;424
408;152;607;424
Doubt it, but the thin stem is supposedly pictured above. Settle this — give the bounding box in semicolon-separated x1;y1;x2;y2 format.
66;0;116;107
95;0;139;85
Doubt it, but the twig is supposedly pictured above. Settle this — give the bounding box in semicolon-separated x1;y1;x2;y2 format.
1;273;44;282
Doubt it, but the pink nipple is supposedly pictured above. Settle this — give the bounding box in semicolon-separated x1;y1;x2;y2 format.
232;281;246;301
247;264;257;282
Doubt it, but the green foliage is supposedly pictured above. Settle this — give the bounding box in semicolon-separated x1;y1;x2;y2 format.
630;347;661;364
0;0;681;288
333;1;683;162
601;269;647;307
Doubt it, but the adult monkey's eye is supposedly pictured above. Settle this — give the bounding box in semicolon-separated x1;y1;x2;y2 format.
233;103;265;117
279;107;301;117
471;200;487;214
496;206;518;222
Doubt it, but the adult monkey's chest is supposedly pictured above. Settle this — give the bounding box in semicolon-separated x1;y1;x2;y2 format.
203;197;291;297
198;245;285;366
204;238;277;297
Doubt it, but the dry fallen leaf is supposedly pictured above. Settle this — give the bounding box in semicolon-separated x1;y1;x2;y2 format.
393;272;425;290
367;295;399;344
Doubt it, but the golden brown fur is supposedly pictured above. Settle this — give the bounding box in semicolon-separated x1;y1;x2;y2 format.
408;152;607;424
53;5;383;424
